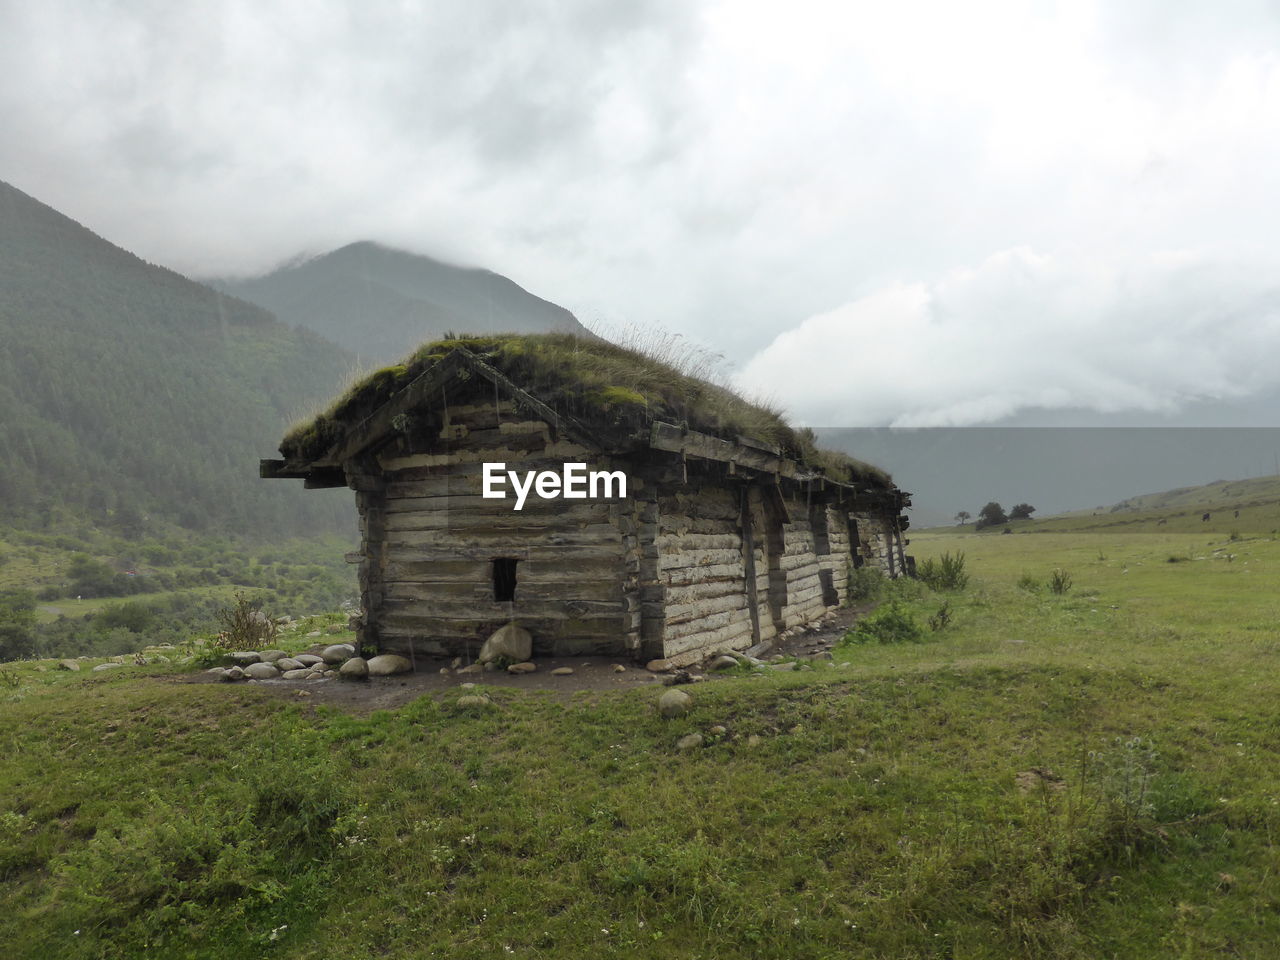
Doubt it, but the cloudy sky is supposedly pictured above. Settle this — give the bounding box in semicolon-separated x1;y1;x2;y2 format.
4;0;1280;427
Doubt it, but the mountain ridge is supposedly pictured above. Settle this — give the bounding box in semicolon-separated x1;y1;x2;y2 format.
211;240;592;364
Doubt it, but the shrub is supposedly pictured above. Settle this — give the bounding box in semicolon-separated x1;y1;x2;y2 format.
927;600;953;632
842;600;923;644
916;551;969;591
1016;572;1040;592
1048;568;1073;595
845;564;884;605
212;592;278;652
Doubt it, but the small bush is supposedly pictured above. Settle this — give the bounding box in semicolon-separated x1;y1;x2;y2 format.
842;601;923;644
927;600;952;632
845;565;884;605
212;592;278;652
1016;572;1040;592
1048;568;1073;595
916;551;969;591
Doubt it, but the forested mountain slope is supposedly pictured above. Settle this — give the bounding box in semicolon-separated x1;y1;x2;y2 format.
0;179;353;535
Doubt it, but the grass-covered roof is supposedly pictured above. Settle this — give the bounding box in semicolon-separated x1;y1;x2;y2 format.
280;332;892;488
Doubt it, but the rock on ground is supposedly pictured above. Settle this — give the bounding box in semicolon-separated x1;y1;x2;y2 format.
222;666;245;681
366;654;412;676
275;658;303;672
244;662;280;680
646;659;673;673
478;623;532;664
281;668;312;680
339;657;368;679
507;662;537;674
230;652;261;665
294;654;323;667
658;688;692;718
57;659;80;671
92;663;125;672
321;644;355;664
709;655;740;671
551;666;574;676
676;733;703;751
258;650;289;663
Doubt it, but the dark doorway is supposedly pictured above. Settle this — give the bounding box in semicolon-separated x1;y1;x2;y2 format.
492;558;519;601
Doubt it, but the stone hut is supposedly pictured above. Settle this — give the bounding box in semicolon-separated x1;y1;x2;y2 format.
262;334;911;666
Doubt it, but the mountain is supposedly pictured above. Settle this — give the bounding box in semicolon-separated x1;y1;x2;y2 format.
212;241;591;365
815;426;1280;525
0;179;354;535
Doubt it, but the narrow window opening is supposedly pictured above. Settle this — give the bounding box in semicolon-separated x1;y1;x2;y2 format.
492;557;519;601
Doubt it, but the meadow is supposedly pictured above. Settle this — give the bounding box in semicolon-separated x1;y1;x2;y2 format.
0;515;1277;958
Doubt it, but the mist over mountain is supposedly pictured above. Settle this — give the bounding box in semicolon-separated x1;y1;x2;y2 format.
0;179;353;535
211;241;591;366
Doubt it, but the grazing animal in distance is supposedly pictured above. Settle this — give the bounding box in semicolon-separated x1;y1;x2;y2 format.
1234;509;1239;518
1202;512;1211;522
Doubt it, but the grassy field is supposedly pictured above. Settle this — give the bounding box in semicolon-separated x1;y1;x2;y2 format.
1;520;1278;958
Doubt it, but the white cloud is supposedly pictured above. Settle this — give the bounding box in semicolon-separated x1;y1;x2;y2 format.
4;0;1280;422
737;247;1280;426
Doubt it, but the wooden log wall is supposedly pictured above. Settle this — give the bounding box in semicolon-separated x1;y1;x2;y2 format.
654;485;757;664
653;483;861;665
848;509;900;576
354;400;637;660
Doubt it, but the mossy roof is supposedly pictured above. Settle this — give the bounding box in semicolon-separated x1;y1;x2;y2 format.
279;333;893;488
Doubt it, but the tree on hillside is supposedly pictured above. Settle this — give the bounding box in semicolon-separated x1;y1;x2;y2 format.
1009;503;1036;520
976;502;1008;530
955;511;971;525
0;590;37;661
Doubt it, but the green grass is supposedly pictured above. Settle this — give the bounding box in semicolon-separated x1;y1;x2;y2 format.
2;526;1280;957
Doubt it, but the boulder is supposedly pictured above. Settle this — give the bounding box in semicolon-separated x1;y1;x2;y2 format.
551;666;574;676
258;650;289;663
275;658;304;672
478;623;532;664
339;658;368;680
205;667;227;677
282;668;312;680
223;666;245;681
456;663;483;675
229;651;261;665
507;662;537;674
92;662;125;672
367;654;412;676
709;655;740;671
676;733;703;751
612;664;626;673
646;658;673;673
321;644;355;664
244;662;280;680
57;659;80;671
658;688;692;718
294;654;323;667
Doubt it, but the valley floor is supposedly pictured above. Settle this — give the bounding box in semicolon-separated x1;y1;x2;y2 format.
2;524;1279;958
